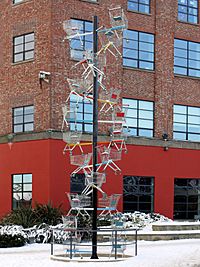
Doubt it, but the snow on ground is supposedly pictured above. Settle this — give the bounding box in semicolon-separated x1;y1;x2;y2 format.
0;239;200;267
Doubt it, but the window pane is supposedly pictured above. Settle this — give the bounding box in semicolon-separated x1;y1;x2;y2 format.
14;36;23;45
24;123;34;132
174;132;187;140
139;110;153;119
25;42;34;51
23;184;32;191
175;39;187;49
189;0;198;8
13;192;22;200
24;106;34;114
174;57;187;67
14;54;23;62
138;129;153;137
188;115;200;124
124;49;138;59
175;48;187;58
128;2;138;11
174;105;187;114
124;30;138;41
127;109;137;117
189;51;200;60
25;33;34;42
123;98;137;107
139;61;154;70
126;127;137;136
13;175;22;183
126;118;137;127
140;33;154;43
139;101;153;110
189;42;200;52
23;174;32;183
14;116;23;124
174;66;187;75
188;107;200;115
123;58;138;68
189;59;200;69
188;124;200;133
139;42;154;52
14;125;23;133
139;4;150;13
139;51;154;61
14;44;23;53
189;69;200;77
173;123;187;132
24;114;33;123
139;119;153;128
23;192;32;201
174;113;187;123
25;51;34;60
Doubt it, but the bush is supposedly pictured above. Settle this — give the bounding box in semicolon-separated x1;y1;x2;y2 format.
0;234;26;248
0;206;37;228
0;202;63;228
33;203;63;226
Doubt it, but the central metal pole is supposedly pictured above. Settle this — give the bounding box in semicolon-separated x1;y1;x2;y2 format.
91;15;99;259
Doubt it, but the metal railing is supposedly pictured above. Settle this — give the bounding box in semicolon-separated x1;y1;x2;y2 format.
50;227;138;260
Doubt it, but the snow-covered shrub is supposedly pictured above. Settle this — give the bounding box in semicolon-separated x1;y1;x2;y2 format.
118;211;172;229
0;233;26;248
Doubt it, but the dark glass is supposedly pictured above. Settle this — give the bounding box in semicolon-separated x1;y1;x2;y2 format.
174;178;200;219
123;176;154;213
70;173;85;193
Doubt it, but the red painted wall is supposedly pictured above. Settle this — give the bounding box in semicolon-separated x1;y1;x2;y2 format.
1;139;200;219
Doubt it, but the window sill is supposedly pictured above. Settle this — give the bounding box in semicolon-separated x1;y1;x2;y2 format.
127;9;151;16
174;74;200;81
177;19;199;27
12;59;34;66
80;0;99;4
123;66;155;74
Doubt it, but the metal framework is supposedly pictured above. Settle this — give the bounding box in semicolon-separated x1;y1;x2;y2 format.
62;6;128;259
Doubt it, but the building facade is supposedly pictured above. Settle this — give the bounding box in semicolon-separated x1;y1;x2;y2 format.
0;0;200;220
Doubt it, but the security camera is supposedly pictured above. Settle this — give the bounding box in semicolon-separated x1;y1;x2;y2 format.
39;71;51;85
162;133;168;141
39;71;50;80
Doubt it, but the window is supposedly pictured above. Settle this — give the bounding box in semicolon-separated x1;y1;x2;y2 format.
173;104;200;141
70;94;93;132
174;178;200;219
12;174;32;209
13;105;34;133
178;0;198;24
123;98;154;137
128;0;150;14
174;38;200;78
123;30;154;70
70;19;93;60
13;32;34;63
123;176;154;213
70;173;85;193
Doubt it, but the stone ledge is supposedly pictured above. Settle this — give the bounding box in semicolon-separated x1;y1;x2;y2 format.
1;131;200;151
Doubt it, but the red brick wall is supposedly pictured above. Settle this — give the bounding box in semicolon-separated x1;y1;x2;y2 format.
0;0;200;140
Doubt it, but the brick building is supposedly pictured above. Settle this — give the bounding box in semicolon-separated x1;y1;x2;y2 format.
0;0;200;220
